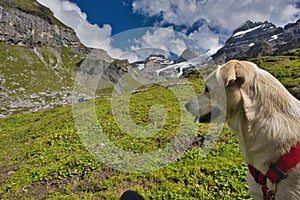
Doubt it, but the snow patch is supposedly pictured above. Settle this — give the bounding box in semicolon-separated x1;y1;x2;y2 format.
233;25;262;38
249;42;255;47
156;62;191;77
269;35;278;41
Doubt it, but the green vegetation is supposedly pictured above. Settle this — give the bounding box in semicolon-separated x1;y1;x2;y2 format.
0;43;83;95
0;50;299;199
249;50;300;98
0;85;250;199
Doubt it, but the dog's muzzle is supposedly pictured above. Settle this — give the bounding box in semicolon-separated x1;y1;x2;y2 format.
185;100;221;123
185;98;200;122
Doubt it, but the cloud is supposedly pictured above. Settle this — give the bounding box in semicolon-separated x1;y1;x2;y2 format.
132;0;300;29
36;0;125;58
37;0;300;62
188;24;222;54
132;0;300;51
130;28;188;55
36;0;189;61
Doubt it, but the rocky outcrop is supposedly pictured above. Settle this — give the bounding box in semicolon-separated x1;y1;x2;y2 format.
75;49;135;96
0;0;90;115
212;20;300;63
0;1;88;55
175;48;198;63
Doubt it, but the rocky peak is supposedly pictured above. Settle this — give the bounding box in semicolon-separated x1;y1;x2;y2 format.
0;0;88;55
212;19;300;63
175;48;198;63
232;20;276;35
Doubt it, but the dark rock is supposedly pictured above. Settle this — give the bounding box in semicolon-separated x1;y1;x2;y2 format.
0;2;88;55
212;20;300;63
176;48;198;63
76;49;133;95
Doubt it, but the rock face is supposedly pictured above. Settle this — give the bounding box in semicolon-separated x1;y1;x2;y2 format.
175;48;198;63
0;0;88;55
212;20;300;63
75;49;134;97
0;0;89;115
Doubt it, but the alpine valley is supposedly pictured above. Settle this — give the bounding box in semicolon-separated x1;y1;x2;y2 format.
0;1;300;199
0;0;299;116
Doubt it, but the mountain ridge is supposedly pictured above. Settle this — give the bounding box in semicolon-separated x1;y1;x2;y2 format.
212;19;300;63
0;0;299;116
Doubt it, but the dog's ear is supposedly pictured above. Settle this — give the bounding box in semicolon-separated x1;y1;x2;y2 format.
219;60;245;87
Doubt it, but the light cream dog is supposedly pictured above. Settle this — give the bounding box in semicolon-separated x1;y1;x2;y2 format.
185;60;300;199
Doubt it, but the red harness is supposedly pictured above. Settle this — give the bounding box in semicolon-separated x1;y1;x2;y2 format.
248;143;300;200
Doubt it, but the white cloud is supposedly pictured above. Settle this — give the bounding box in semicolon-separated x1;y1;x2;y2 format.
36;0;125;58
132;0;300;29
36;0;189;61
130;28;188;55
188;24;222;54
132;0;300;51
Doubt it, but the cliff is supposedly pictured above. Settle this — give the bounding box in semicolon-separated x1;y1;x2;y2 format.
0;0;88;55
0;0;89;115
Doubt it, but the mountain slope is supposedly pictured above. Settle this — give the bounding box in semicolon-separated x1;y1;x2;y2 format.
0;0;89;115
0;43;84;115
212;20;300;63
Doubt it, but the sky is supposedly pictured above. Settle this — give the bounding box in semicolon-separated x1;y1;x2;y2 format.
36;0;300;62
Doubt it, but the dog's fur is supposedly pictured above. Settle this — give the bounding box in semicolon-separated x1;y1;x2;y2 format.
185;60;300;199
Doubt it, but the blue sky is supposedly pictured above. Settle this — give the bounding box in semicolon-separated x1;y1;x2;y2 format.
37;0;300;62
68;0;155;35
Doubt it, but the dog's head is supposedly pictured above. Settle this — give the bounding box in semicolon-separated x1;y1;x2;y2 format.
185;60;253;123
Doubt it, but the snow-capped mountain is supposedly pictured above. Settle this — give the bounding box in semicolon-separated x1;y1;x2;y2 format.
212;20;300;63
132;50;212;79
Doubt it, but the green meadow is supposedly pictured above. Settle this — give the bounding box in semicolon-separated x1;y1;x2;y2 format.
0;51;299;199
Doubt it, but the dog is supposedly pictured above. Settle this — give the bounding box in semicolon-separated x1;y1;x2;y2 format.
185;60;300;199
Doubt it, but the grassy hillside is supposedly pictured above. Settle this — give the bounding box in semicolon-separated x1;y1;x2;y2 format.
0;43;83;115
249;48;300;98
0;85;249;199
0;51;299;199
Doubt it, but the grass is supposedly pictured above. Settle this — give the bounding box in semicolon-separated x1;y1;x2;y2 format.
0;81;251;199
0;43;82;95
248;50;300;98
0;43;83;114
0;50;299;199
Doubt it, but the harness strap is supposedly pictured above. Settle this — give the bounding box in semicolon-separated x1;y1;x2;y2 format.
248;165;274;200
248;143;300;200
267;143;300;183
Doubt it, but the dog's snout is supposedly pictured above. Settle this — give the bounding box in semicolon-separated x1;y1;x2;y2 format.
185;101;192;112
185;97;198;114
185;97;201;118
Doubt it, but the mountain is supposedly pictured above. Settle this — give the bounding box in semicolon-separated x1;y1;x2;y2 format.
175;48;198;63
74;49;135;98
0;0;299;116
0;0;88;55
212;20;300;63
130;49;212;81
0;0;89;115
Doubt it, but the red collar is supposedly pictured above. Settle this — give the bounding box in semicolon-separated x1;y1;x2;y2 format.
248;143;300;200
